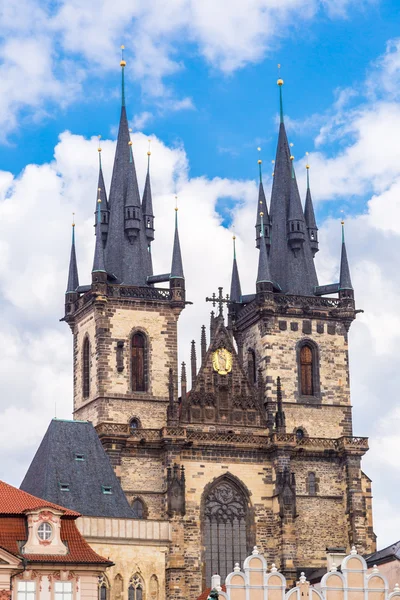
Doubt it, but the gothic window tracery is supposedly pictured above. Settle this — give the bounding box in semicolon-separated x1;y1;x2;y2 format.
128;575;143;600
131;332;147;392
82;337;90;398
98;576;109;600
203;478;250;585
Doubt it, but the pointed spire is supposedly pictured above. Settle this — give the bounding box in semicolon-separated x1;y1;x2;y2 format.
66;217;79;293
255;149;270;250
120;45;126;107
201;325;207;364
142;139;155;243
339;221;353;292
304;159;319;257
277;69;284;124
92;195;107;274
287;156;306;255
181;362;187;401
170;206;184;279
191;340;197;385
105;50;150;286
256;213;273;293
95;137;109;247
230;236;242;303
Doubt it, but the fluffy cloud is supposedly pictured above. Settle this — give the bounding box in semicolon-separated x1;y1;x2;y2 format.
0;0;365;136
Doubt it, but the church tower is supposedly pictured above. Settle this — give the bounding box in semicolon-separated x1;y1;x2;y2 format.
63;51;186;432
60;66;375;600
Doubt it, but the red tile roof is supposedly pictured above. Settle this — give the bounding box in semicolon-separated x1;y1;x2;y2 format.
0;481;79;517
197;586;226;600
0;481;110;565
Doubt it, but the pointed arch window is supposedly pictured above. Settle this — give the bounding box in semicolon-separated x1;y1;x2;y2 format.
98;576;109;600
83;337;90;398
300;343;314;396
308;472;317;496
132;498;145;519
203;477;251;585
131;332;147;392
128;575;143;600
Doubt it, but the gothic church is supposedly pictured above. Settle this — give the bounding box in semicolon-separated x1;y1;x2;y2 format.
21;59;376;600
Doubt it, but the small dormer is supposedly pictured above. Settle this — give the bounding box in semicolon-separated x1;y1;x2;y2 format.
22;508;68;556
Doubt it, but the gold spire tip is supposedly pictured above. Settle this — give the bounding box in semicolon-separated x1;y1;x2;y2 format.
72;212;75;227
277;78;284;86
258;159;262;164
128;140;133;146
290;155;294;160
97;198;101;203
257;146;261;151
120;45;126;67
341;220;345;225
233;235;236;240
120;60;126;67
260;211;264;217
306;164;309;169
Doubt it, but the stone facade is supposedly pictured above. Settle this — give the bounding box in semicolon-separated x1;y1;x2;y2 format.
64;276;375;600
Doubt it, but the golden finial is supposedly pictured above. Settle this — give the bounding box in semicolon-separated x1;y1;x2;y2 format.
341;220;345;225
128;141;133;146
72;212;75;227
289;142;294;161
98;187;101;192
98;134;102;152
98;198;101;203
233;235;236;240
272;159;275;177
257;146;262;164
175;195;178;211
277;64;284;86
147;138;151;156
260;211;264;217
306;151;310;169
120;45;126;67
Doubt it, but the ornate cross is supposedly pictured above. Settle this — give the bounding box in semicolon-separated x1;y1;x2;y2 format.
206;287;230;316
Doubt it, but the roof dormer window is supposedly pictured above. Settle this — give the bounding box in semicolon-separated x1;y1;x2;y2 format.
37;522;53;541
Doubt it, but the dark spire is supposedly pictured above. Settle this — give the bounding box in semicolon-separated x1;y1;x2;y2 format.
142;142;155;244
92;194;107;275
170;208;184;279
255;153;270;250
104;50;150;285
167;368;178;426
201;325;207;364
181;362;187;401
230;236;242;303
191;340;197;385
275;376;286;433
256;213;273;293
66;219;79;293
210;311;215;343
95;139;109;248
267;77;318;295
304;163;319;257
339;221;353;293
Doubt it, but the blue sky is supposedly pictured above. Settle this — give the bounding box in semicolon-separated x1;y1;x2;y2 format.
2;0;400;553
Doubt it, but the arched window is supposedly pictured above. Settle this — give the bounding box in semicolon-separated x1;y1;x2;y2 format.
132;498;145;519
131;332;147;392
308;472;317;496
296;428;304;441
247;349;256;384
203;477;250;585
83;337;90;398
129;418;140;434
98;576;109;600
299;343;314;396
128;575;143;600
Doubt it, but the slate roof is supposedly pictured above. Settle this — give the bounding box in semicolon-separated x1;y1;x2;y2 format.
0;481;110;565
339;228;353;291
170;210;184;279
365;541;400;566
66;225;79;293
20;419;134;519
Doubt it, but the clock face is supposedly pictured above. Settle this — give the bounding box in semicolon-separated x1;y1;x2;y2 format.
212;348;232;375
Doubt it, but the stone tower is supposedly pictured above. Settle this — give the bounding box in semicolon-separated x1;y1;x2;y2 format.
63;56;186;431
61;71;375;600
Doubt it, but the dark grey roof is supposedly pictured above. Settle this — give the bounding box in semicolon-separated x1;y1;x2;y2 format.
170;210;184;279
339;230;353;290
267;121;318;296
66;226;79;293
256;236;272;284
96;161;108;214
304;186;317;230
20;419;134;519
104;106;151;285
92;202;106;273
142;160;154;219
230;257;242;302
255;181;269;248
365;541;400;566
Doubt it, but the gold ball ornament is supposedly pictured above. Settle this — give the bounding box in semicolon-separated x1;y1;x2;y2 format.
120;60;126;67
277;78;284;86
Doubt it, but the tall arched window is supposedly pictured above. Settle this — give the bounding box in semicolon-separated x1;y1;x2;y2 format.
128;575;143;600
308;472;317;496
98;576;109;600
203;477;250;585
131;333;147;392
300;343;314;396
83;337;90;398
247;349;256;384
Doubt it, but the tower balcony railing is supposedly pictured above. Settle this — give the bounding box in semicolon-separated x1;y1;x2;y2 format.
107;284;170;301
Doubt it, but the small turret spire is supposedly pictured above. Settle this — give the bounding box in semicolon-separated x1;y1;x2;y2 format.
120;45;126;107
256;213;273;293
142;139;155;244
170;204;184;279
304;157;319;257
92;195;107;275
255;148;270;249
287;154;306;256
66;216;79;293
339;221;353;294
230;236;242;303
275;376;286;433
95;136;109;247
201;325;207;364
